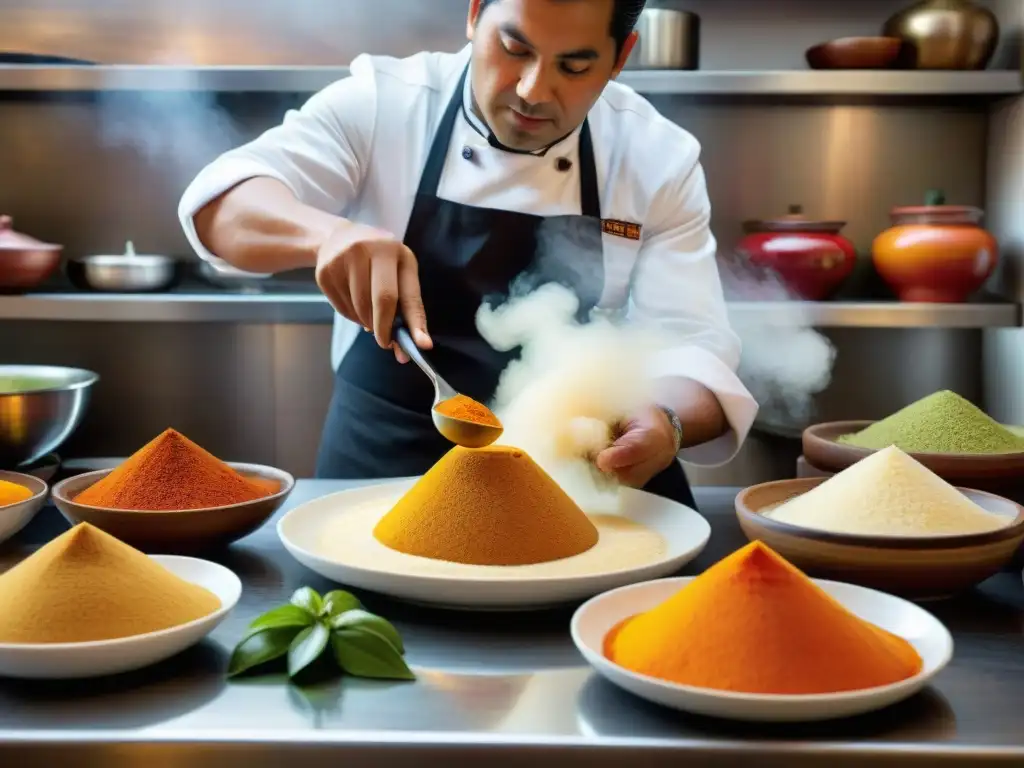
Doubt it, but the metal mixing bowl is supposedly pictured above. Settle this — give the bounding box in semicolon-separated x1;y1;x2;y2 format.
66;254;180;293
0;365;99;468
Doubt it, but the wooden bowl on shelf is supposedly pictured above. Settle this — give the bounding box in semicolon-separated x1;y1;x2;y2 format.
806;37;905;70
51;463;295;553
735;478;1024;600
803;421;1024;497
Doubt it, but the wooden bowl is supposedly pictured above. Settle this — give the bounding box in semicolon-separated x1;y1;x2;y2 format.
51;463;294;553
0;470;48;545
736;478;1024;600
803;421;1024;494
806;37;904;70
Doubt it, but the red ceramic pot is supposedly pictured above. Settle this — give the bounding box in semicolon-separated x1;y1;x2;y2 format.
736;205;857;300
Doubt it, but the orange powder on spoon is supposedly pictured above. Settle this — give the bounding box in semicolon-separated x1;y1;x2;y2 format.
604;541;923;695
434;394;502;427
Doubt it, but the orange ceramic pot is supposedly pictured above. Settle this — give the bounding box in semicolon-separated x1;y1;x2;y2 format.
872;190;998;303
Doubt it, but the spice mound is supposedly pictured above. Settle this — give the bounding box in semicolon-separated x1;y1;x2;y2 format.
373;445;599;566
74;428;277;511
0;478;33;507
769;446;1010;537
838;390;1024;454
0;522;221;643
604;541;923;694
434;394;502;428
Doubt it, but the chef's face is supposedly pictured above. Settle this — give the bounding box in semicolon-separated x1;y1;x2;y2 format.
467;0;636;151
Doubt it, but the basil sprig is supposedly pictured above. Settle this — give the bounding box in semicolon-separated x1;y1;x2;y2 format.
227;587;414;681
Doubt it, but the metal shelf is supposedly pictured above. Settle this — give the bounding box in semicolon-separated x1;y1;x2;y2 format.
0;66;1019;97
0;293;1017;328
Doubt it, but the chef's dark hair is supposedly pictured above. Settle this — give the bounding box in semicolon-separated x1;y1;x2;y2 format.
478;0;647;57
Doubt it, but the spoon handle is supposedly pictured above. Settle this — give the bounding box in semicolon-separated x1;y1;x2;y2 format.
393;314;454;400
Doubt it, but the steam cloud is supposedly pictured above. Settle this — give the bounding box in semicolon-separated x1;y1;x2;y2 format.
477;273;836;509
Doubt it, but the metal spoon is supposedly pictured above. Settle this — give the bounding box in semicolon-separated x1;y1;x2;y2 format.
392;315;503;449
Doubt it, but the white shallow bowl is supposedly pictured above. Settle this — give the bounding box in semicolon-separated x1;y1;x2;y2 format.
0;470;48;545
571;576;953;723
278;478;711;610
0;555;241;679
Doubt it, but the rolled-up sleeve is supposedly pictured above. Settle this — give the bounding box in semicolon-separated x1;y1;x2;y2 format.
628;159;758;466
177;55;378;276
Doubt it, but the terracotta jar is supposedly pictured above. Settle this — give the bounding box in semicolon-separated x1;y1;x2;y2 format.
736;205;857;301
0;216;63;292
872;190;997;303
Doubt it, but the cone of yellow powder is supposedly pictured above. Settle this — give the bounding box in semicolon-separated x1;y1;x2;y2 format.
0;523;222;644
373;445;599;566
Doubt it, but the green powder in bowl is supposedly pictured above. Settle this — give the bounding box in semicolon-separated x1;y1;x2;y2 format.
838;390;1024;455
0;377;59;395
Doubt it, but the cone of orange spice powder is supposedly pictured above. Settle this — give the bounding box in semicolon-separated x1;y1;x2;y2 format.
75;428;277;511
604;541;923;695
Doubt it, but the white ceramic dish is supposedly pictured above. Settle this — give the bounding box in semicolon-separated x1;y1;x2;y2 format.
0;470;48;545
571;576;953;722
0;555;241;679
278;478;711;610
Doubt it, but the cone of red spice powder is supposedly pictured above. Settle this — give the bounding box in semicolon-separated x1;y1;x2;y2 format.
74;428;277;511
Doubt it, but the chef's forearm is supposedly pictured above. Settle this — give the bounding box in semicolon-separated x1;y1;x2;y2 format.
654;376;727;448
193;177;341;274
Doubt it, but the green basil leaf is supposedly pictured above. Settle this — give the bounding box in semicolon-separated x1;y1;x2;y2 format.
290;587;324;616
228;626;301;677
323;590;361;618
249;604;315;633
330;609;405;654
288;622;331;678
331;627;415;681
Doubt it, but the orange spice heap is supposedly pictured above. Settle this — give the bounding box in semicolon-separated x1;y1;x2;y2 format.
0;478;33;507
604;541;923;695
373;445;598;565
434;394;502;427
75;428;277;511
0;523;221;643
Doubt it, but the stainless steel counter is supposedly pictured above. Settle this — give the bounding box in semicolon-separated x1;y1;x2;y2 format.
1;292;1019;328
1;483;1023;767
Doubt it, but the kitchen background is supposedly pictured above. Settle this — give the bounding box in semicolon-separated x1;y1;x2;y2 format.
0;0;1021;485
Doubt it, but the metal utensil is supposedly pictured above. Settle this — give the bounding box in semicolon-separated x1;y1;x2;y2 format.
624;9;700;70
391;316;502;449
883;0;999;70
0;365;99;467
67;240;179;293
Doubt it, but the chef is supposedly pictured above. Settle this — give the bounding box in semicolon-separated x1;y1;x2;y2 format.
178;0;758;511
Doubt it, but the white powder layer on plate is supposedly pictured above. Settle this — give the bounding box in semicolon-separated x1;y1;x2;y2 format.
314;498;666;580
767;445;1012;537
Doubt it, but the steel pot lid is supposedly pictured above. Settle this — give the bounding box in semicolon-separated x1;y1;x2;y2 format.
0;216;62;253
746;205;847;234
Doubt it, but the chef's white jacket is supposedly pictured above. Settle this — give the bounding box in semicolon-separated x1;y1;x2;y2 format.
178;44;759;466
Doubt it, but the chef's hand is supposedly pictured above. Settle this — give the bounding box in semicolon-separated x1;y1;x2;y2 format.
595;405;678;488
315;220;432;363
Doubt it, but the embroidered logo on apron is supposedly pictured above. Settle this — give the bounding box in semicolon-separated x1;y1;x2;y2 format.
601;219;642;241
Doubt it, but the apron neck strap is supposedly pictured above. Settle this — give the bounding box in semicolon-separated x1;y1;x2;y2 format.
416;64;601;220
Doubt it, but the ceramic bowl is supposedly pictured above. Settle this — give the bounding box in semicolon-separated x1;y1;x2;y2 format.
735;478;1024;600
802;421;1024;496
805;37;904;69
51;463;294;553
0;555;241;679
0;470;48;545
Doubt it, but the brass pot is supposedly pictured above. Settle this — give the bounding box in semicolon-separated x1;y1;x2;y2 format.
883;0;1000;70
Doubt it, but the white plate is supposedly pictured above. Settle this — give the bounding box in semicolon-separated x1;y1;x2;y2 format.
571;577;953;722
278;478;711;610
0;470;48;545
0;555;241;679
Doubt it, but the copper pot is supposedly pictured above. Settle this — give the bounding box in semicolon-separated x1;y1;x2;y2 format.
0;216;63;292
883;0;1000;70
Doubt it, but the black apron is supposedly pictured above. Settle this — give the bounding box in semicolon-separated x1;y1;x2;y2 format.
316;66;697;511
